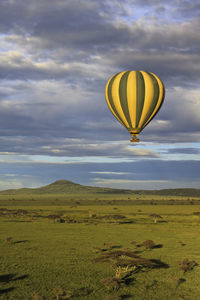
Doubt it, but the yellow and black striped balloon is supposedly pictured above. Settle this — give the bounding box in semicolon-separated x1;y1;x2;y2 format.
105;70;165;142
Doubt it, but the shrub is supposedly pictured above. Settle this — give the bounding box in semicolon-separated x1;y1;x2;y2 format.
177;258;197;273
115;266;130;279
93;249;168;271
88;209;96;218
130;241;137;246
171;277;186;288
59;218;65;223
32;293;42;300
53;287;72;299
74;287;91;297
93;249;152;268
100;277;125;290
6;237;13;243
192;212;200;216
149;214;162;223
92;246;106;253
0;208;9;211
17;209;28;215
140;240;156;249
32;293;46;300
92;243;121;253
47;214;61;220
178;241;186;247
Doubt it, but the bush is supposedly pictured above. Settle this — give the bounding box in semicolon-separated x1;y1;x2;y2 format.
6;237;13;243
47;214;61;220
192;212;200;216
149;214;162;223
17;209;28;215
177;258;197;273
100;277;125;290
140;240;156;249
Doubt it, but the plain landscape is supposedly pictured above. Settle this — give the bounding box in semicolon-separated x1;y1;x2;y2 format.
1;180;200;300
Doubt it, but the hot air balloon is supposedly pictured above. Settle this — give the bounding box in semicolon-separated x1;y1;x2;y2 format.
105;70;165;142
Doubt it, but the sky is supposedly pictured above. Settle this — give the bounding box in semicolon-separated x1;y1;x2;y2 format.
0;0;200;190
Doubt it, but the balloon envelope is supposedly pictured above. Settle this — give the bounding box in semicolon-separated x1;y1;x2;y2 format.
105;70;165;142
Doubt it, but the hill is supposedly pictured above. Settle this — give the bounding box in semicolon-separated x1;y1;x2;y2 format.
0;179;200;197
142;188;200;197
0;179;132;195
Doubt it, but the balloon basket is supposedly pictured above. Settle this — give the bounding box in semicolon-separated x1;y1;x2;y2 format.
130;133;140;143
130;137;140;143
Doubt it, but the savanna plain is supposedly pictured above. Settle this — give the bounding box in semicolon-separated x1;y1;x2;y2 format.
1;181;200;300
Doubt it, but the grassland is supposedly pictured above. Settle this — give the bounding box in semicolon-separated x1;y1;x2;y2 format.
0;181;200;299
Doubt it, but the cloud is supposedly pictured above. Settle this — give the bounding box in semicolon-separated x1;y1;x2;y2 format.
166;148;200;155
91;177;171;189
0;1;199;86
172;1;200;19
0;0;200;149
0;136;160;158
1;80;199;152
0;158;199;190
91;171;131;175
0;179;24;190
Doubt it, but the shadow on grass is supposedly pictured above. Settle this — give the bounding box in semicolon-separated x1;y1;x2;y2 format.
150;259;169;269
123;276;136;286
3;220;32;223
0;273;29;283
0;287;15;295
121;295;133;299
74;287;93;297
133;250;143;254
13;240;29;244
110;245;122;250
153;244;163;249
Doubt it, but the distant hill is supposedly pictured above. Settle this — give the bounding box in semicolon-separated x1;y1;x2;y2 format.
0;179;200;197
142;188;200;197
0;179;132;195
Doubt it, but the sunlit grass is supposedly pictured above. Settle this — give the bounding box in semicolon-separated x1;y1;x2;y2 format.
0;201;200;299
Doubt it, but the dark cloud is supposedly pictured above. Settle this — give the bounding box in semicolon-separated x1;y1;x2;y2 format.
1;1;199;84
0;133;159;157
0;79;199;155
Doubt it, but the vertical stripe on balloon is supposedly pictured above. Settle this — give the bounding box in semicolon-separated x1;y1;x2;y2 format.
126;71;137;128
140;71;159;128
111;72;130;128
119;71;132;128
136;71;145;127
142;72;165;128
105;73;128;128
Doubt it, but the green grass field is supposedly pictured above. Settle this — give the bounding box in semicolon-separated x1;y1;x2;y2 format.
1;197;200;300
